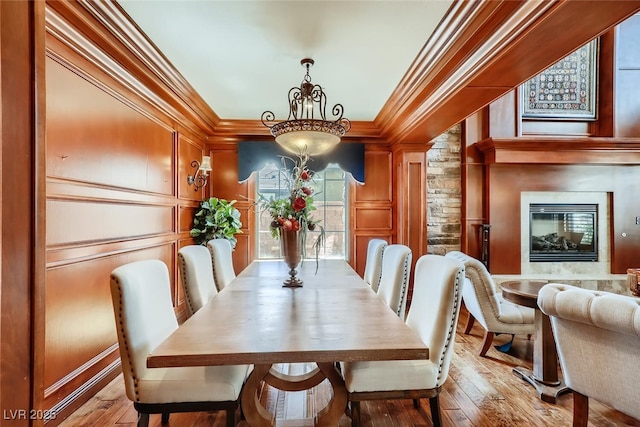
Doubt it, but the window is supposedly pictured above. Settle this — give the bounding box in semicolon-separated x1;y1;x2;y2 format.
257;163;348;259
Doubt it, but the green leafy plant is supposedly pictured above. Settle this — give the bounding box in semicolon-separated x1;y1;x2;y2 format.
190;197;242;247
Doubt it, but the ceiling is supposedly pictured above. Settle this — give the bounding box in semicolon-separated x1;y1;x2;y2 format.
117;0;454;122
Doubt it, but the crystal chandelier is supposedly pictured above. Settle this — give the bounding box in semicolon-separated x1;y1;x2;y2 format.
261;58;351;156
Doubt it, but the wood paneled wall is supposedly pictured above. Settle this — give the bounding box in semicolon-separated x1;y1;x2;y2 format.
41;6;210;424
207;142;254;273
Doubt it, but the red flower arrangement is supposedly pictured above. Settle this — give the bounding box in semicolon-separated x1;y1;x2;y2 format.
257;151;325;257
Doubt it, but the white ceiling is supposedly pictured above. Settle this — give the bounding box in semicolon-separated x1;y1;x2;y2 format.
118;0;453;122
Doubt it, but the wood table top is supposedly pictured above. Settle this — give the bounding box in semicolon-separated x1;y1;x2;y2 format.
501;280;548;309
147;259;428;368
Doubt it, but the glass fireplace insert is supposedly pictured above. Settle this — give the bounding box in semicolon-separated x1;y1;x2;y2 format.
529;203;598;262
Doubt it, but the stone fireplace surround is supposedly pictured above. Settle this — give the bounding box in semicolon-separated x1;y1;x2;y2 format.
492;191;628;294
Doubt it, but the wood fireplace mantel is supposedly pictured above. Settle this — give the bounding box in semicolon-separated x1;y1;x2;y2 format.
476;138;640;165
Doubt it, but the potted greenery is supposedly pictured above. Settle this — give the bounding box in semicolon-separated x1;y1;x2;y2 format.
190;197;242;248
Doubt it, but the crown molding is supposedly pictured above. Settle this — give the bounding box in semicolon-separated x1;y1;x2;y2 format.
46;0;219;136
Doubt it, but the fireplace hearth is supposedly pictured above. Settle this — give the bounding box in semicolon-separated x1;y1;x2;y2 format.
529;203;598;262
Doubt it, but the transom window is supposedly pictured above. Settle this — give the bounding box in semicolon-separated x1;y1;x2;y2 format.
256;163;348;259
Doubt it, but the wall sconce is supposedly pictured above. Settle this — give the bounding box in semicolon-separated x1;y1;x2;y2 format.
187;155;212;191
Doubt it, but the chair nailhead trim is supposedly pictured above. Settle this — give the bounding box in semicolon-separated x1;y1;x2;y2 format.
178;254;195;315
436;271;462;385
114;278;140;400
397;255;410;317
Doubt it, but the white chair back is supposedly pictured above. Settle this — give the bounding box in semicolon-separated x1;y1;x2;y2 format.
444;251;534;357
406;254;465;385
178;245;218;317
363;239;387;292
539;283;640;422
110;259;178;402
207;239;236;291
376;244;412;320
445;251;500;327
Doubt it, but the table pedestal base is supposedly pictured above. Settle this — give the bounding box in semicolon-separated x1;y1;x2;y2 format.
512;367;571;403
241;362;347;426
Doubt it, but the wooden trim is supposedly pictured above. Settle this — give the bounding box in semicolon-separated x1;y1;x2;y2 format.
476;137;640;164
34;1;49;420
1;2;40;426
45;361;121;426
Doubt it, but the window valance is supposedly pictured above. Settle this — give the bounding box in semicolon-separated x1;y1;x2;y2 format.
237;142;365;183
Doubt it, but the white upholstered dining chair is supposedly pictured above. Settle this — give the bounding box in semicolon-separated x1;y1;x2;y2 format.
362;238;387;292
110;259;248;427
538;283;640;426
342;254;465;427
445;251;534;356
207;238;236;291
178;245;218;317
376;244;412;320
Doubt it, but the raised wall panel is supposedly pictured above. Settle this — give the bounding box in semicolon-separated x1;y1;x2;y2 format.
394;149;428;303
178;205;197;234
395;150;427;256
208;147;255;271
461;163;485;257
209;149;252;201
354;151;392;202
46;58;174;195
355;208;393;230
350;148;395;275
43;243;175;410
46;201;174;246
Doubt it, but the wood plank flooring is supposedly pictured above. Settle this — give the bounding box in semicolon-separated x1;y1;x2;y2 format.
58;306;640;427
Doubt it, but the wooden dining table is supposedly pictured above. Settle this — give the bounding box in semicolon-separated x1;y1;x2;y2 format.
147;259;429;426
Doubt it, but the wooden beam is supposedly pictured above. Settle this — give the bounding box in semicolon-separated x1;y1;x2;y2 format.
379;0;640;144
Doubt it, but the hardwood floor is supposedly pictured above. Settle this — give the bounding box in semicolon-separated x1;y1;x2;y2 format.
59;306;640;427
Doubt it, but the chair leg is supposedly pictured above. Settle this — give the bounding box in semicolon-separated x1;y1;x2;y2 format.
413;398;420;409
429;395;442;427
161;412;169;424
479;330;494;357
573;391;589;427
137;412;150;427
226;407;236;427
464;312;476;334
350;401;361;427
